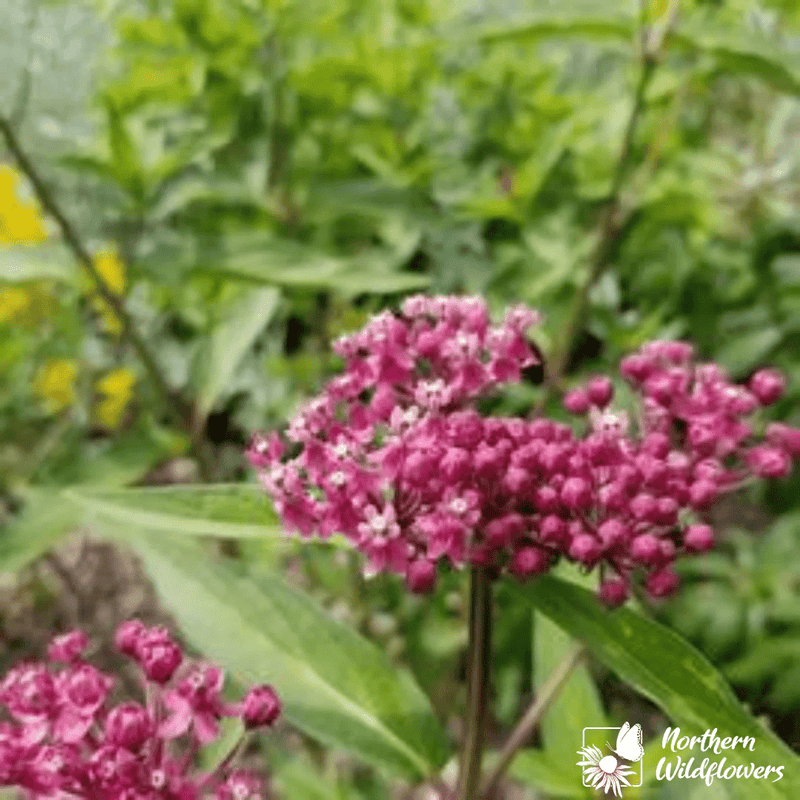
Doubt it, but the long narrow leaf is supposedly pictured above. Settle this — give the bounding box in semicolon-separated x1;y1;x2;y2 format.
127;534;447;779
64;484;284;540
518;575;800;797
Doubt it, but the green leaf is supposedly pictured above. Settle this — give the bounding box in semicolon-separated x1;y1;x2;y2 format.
0;489;80;574
274;755;338;800
0;244;78;284
64;484;285;540
196;287;280;417
517;575;800;797
477;13;632;47
194;234;429;296
195;717;243;772
713;326;783;376
473;11;800;97
671;24;800;97
105;99;144;197
534;613;606;767
126;534;448;778
508;749;591;798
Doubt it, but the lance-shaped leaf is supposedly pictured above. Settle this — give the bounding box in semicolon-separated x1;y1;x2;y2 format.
127;533;448;779
64;484;284;540
517;575;800;798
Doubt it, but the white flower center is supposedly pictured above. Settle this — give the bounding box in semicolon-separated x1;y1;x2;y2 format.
370;514;389;534
599;755;618;775
450;497;468;514
330;471;346;487
403;406;420;424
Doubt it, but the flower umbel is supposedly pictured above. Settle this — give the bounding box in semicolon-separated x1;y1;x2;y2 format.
0;623;280;799
249;295;800;601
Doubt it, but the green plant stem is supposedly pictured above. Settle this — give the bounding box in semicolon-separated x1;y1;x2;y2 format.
537;5;678;412
456;566;493;800
0;114;178;419
480;642;586;798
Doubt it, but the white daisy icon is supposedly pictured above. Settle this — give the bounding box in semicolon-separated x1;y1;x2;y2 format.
576;745;636;797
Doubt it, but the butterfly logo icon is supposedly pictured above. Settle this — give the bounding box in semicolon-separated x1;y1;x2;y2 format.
608;721;645;763
577;722;644;796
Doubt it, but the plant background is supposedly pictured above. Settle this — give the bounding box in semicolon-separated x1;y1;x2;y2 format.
2;0;800;797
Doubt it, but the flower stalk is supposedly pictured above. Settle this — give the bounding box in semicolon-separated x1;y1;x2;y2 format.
480;642;586;798
456;566;493;800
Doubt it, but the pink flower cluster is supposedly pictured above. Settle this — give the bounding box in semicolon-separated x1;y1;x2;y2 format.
0;624;280;799
247;295;800;603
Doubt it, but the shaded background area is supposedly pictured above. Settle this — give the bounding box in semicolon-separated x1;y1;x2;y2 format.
2;0;800;797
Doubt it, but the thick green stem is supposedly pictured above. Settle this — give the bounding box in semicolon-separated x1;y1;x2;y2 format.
456;566;493;800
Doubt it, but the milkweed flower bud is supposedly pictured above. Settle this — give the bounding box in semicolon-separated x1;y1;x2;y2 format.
249;298;800;602
134;627;182;684
242;685;281;729
586;376;614;408
406;559;438;593
750;368;785;405
47;630;89;663
599;578;629;607
105;702;152;751
684;524;714;553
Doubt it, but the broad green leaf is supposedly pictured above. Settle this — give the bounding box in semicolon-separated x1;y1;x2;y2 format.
0;489;80;574
126;534;448;778
194;234;428;296
508;749;591;798
671;24;800;97
196;287;280;417
534;613;606;768
0;244;78;284
518;575;800;797
64;484;285;540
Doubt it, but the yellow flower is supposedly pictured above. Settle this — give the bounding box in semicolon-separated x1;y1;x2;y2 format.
33;358;78;413
93;250;127;295
94;367;136;428
0;286;34;323
0;165;47;245
0;283;54;325
90;249;127;335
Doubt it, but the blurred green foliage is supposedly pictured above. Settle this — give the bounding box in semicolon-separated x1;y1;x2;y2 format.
4;0;800;796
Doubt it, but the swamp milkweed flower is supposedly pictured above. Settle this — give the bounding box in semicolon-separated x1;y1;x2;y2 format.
0;622;280;799
248;295;800;602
